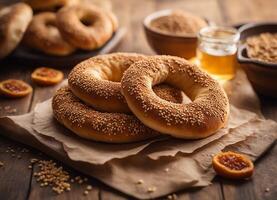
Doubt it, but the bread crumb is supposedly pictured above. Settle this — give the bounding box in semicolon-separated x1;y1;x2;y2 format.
147;186;156;193
136;179;144;184
86;185;92;190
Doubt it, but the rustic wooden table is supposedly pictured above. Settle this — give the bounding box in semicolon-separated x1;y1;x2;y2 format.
0;0;276;199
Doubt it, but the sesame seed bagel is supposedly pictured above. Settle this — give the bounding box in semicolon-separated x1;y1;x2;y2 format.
121;55;229;139
23;12;75;56
56;4;116;50
24;0;79;11
0;3;33;59
68;53;185;113
52;87;159;143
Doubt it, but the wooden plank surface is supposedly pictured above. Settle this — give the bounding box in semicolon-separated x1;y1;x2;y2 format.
217;1;277;200
0;0;276;200
0;64;33;200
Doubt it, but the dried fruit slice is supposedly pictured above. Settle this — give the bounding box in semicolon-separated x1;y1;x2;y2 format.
0;79;32;98
212;151;254;179
31;67;64;86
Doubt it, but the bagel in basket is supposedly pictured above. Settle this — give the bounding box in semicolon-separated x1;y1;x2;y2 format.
23;12;75;56
56;4;117;50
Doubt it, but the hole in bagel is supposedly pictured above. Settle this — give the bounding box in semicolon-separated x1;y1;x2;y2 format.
80;16;95;27
53;4;64;11
45;20;57;29
0;30;4;42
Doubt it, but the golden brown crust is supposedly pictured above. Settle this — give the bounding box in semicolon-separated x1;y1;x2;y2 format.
52;87;159;143
31;67;64;86
121;55;229;139
68;53;184;113
24;0;79;11
0;3;33;59
105;10;118;32
56;4;115;50
23;12;76;56
0;79;32;98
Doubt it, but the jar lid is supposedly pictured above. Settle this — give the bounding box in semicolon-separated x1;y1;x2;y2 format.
198;26;240;44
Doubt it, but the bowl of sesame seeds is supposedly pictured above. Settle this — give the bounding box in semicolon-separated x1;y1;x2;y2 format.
237;22;277;98
143;9;209;59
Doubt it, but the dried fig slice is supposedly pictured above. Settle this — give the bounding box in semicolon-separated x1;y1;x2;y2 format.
31;67;64;86
212;151;254;179
0;79;32;98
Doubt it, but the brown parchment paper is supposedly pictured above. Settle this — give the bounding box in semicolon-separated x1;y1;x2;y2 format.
0;114;276;199
33;100;258;163
0;69;276;199
32;99;168;164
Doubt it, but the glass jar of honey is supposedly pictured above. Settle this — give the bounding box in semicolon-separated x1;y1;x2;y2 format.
197;26;240;81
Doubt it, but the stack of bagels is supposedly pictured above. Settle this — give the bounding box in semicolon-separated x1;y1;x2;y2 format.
0;1;117;59
52;53;230;143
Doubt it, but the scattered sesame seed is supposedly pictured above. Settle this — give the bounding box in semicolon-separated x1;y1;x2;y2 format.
164;168;169;172
0;161;4;167
86;185;92;190
83;190;89;195
265;188;270;192
30;158;38;164
136;179;144;184
28;165;32;169
167;193;178;200
147;186;156;193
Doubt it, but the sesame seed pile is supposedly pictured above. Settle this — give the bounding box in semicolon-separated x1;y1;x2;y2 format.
0;144;93;195
33;159;71;193
150;10;207;36
121;55;229;137
32;159;93;195
246;32;277;64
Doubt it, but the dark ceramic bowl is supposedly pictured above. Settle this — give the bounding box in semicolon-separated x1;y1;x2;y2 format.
143;9;208;59
237;22;277;98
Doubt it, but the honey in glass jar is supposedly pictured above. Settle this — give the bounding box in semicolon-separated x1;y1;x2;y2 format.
197;26;240;81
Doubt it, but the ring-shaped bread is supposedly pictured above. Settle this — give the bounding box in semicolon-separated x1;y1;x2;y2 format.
23;12;75;56
121;55;229;139
52;87;160;143
24;0;79;11
0;3;33;59
56;4;116;50
68;53;185;113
